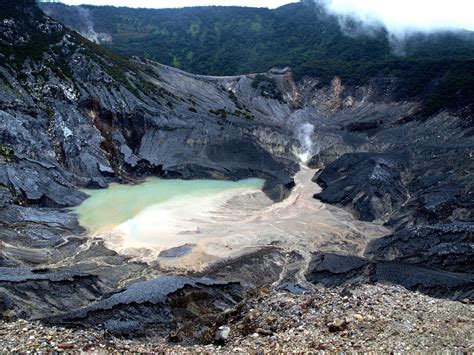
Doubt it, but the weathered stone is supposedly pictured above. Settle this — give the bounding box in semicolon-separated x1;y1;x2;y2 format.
328;319;348;332
215;326;231;344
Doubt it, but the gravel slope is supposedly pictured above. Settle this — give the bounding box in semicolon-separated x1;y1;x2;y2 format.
1;284;472;353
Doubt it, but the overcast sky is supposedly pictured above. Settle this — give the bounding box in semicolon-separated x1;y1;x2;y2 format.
61;0;474;32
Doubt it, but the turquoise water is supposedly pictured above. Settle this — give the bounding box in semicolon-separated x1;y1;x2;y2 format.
73;177;264;233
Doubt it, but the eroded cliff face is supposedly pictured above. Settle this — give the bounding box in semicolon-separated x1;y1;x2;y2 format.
0;1;472;344
292;70;473;282
0;2;308;328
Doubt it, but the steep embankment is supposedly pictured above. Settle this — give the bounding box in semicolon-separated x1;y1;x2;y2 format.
0;0;300;326
302;76;473;283
1;284;472;352
41;1;474;117
0;0;472;349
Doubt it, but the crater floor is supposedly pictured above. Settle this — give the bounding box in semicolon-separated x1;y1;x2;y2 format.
80;166;390;272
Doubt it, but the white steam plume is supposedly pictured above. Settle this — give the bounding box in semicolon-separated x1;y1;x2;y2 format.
76;7;112;44
42;5;112;44
296;123;317;163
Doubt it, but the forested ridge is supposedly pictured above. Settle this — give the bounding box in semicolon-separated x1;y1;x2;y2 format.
41;1;474;114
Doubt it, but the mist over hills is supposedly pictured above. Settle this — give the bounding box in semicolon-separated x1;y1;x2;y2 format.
0;0;473;351
40;2;474;72
41;1;474;115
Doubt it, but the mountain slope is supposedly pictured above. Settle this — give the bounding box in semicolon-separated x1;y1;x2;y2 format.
0;0;473;347
0;0;310;330
41;1;474;115
40;2;474;75
1;0;299;205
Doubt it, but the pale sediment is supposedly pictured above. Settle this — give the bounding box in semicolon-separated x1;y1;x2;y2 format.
85;165;389;271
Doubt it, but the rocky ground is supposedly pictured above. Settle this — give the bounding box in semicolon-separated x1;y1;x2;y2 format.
1;284;472;353
1;2;473;352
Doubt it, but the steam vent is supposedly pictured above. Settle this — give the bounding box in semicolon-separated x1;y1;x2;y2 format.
0;0;473;352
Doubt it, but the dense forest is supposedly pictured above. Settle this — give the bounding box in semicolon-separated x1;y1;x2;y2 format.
41;1;474;114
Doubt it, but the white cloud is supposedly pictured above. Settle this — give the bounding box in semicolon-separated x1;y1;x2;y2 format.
322;0;474;33
61;0;293;8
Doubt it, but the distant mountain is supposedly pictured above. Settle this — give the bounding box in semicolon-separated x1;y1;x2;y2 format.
1;0;473;340
41;1;474;115
40;2;474;74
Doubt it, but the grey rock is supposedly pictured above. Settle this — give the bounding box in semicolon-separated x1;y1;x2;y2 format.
46;276;244;340
158;244;196;258
314;152;409;222
306;252;474;300
365;223;474;273
215;326;231;344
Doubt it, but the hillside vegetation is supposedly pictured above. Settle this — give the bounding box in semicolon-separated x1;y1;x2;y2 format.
41;1;474;114
1;2;473;351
